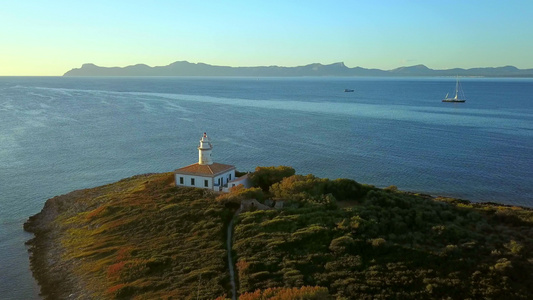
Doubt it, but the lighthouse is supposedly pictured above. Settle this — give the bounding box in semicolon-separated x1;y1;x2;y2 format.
198;132;213;165
174;132;250;192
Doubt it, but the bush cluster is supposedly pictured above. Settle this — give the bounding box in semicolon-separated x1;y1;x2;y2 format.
45;169;533;299
233;169;533;299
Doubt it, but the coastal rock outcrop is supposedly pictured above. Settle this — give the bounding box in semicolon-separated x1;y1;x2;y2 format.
25;190;92;299
25;173;232;299
24;171;533;299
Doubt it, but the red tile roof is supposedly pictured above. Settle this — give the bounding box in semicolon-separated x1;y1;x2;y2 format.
174;163;235;177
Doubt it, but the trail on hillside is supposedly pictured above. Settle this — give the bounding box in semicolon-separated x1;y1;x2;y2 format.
226;210;240;300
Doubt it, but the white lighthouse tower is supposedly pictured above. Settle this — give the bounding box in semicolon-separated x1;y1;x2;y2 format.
198;132;213;165
174;132;250;191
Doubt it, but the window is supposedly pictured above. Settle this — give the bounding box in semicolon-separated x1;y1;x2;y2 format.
204;180;209;187
229;174;232;180
191;178;195;186
179;177;184;184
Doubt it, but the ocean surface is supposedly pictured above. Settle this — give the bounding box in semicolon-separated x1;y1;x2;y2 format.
1;76;532;299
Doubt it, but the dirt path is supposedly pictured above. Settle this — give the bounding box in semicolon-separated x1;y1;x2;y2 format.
226;209;240;300
226;201;271;299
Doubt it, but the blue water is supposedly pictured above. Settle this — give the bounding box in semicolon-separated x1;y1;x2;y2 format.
1;76;532;299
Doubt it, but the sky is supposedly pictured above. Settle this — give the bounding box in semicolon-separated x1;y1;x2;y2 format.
1;0;533;76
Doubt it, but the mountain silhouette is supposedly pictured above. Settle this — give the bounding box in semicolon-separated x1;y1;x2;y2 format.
63;61;533;77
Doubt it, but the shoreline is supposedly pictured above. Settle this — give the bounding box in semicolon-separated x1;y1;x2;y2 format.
24;188;100;300
403;190;533;210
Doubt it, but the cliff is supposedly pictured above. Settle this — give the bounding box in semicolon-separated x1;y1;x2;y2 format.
63;61;533;77
25;171;533;299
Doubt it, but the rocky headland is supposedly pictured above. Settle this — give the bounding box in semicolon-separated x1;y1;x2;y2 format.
25;169;533;299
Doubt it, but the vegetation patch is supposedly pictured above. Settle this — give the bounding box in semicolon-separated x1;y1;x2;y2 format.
26;167;533;299
27;173;233;299
233;169;533;299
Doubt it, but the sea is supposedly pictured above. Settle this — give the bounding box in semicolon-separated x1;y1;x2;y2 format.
1;76;532;299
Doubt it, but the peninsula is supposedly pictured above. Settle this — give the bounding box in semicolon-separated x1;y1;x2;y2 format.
63;61;533;77
25;168;533;299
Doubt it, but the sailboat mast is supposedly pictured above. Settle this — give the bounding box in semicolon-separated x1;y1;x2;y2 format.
454;76;459;99
442;75;466;103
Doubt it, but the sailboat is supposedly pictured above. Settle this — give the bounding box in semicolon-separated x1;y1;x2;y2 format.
442;76;466;103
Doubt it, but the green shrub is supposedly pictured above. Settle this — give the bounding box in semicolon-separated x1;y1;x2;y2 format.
249;166;296;192
329;235;355;254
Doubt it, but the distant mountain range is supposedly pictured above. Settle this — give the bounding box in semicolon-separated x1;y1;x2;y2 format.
63;61;533;77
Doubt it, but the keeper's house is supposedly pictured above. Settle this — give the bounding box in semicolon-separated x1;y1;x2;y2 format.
174;133;249;192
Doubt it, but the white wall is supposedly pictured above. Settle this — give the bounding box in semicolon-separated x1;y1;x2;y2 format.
224;174;251;192
175;174;212;189
213;170;236;187
175;169;235;191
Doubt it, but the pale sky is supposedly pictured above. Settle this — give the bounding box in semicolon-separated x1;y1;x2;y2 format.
1;0;532;76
